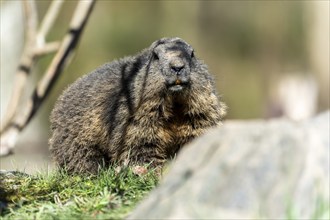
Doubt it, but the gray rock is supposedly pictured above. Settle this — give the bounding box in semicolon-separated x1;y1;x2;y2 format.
129;111;330;219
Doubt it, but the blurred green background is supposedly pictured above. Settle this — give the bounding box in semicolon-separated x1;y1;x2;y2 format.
39;0;328;120
0;1;329;171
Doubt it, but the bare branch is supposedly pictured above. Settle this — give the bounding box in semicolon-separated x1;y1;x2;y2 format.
35;0;96;114
0;0;38;132
1;0;64;132
36;0;64;47
0;0;97;156
24;0;38;43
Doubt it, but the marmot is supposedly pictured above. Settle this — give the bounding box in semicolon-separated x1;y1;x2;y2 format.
49;37;226;174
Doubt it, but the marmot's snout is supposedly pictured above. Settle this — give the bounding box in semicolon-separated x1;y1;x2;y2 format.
166;57;190;92
154;39;194;92
167;56;191;92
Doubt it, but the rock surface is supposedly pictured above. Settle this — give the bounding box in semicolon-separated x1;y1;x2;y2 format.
129;111;330;219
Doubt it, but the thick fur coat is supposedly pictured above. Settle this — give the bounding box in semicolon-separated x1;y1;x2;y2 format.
49;37;226;174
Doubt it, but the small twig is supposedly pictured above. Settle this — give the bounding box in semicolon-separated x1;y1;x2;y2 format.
36;0;64;48
0;0;96;156
34;41;61;57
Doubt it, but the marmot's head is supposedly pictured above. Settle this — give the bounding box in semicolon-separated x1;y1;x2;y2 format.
148;37;196;93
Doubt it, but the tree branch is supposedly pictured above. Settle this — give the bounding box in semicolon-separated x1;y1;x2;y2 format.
36;0;64;48
0;0;97;156
1;0;38;132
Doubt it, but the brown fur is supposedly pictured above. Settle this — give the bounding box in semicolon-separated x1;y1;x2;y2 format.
49;37;226;174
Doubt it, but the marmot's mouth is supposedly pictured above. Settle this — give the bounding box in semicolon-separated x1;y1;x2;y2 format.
168;80;189;92
169;84;185;92
166;75;190;93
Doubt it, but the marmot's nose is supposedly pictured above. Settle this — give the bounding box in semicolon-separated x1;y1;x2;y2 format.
170;61;185;74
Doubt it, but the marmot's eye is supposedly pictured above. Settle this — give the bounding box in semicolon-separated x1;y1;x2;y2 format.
191;50;195;58
153;52;159;60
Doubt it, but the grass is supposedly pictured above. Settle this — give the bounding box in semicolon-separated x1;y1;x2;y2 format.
0;167;159;219
1;167;328;220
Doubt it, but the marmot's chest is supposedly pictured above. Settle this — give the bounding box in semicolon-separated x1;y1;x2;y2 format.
124;104;193;143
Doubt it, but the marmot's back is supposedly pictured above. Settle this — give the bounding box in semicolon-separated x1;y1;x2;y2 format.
49;37;226;174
